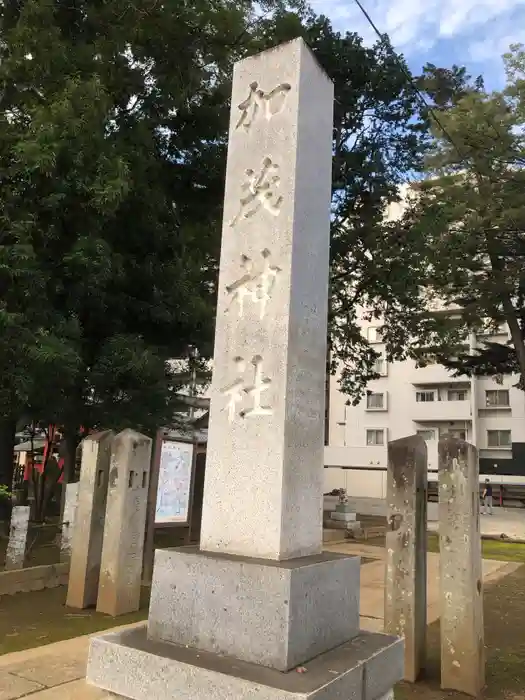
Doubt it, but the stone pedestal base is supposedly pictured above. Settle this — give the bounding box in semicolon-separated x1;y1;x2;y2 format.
330;511;357;522
87;624;403;700
147;547;360;671
335;504;355;514
324;518;361;532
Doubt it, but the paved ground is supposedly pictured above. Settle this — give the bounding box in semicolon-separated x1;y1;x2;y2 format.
0;544;519;700
428;508;525;540
324;542;521;633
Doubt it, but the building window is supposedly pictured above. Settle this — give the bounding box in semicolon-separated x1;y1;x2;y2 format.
366;429;385;446
448;390;467;401
417;429;435;441
487;430;511;448
440;427;467;440
447;429;467;441
366;327;382;343
416;391;435;402
366;392;385;410
373;357;386;375
485;390;510;407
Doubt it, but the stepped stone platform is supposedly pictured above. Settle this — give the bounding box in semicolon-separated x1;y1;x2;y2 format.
87;624;403;700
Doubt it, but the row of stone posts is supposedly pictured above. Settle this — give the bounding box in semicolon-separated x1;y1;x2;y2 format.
4;482;80;571
66;429;152;615
66;430;152;616
385;435;484;697
4;430;151;618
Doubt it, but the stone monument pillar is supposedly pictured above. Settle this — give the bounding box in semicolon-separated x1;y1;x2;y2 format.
60;481;79;563
96;429;152;616
384;435;428;682
66;431;113;609
86;39;404;700
5;506;30;570
438;438;484;697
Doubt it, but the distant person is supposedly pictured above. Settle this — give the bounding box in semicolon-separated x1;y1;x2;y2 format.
482;479;493;515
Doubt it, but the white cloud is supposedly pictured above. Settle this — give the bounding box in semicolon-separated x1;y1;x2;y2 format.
308;0;525;76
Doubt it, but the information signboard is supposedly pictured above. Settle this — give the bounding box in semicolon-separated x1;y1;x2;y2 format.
154;440;194;524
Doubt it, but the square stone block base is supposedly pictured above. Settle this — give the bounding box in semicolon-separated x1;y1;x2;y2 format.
324;519;361;532
86;624;403;700
331;511;357;522
335;504;356;514
147;546;360;671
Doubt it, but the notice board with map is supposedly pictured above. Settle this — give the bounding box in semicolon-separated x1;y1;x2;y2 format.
154;440;194;524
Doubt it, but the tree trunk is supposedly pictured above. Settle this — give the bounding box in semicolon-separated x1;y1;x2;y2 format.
504;307;525;391
484;222;525;391
0;416;16;526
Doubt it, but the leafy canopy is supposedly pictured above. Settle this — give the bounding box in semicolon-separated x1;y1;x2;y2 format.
394;45;525;390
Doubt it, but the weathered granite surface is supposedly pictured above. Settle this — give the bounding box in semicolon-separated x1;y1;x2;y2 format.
148;546;360;671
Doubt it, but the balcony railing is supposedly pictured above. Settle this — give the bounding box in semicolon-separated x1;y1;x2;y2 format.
324;445;387;469
413;399;472;422
412;364;470;385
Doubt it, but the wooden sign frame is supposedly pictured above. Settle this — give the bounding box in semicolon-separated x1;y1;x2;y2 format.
143;429;202;582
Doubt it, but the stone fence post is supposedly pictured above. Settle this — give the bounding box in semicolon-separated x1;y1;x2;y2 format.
60;482;79;563
66;431;114;609
4;506;30;570
438;437;484;697
384;435;427;682
96;429;152;616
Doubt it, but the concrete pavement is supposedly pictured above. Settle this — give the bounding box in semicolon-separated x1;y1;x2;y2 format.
428;508;525;541
324;541;521;633
0;545;520;700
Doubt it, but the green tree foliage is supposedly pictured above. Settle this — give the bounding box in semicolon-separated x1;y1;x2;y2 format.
0;0;313;493
1;0;489;508
315;31;454;402
397;45;525;390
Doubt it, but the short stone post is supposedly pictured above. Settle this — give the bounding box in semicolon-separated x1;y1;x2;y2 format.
384;435;428;682
438;437;484;696
96;429;152;616
66;431;114;609
5;506;30;570
60;482;79;563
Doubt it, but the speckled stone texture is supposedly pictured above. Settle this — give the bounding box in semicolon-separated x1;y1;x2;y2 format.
86;38;405;700
86;624;403;700
5;506;30;570
199;37;334;561
147;547;360;671
66;431;114;610
60;482;79;563
384;435;427;682
96;429;152;616
438;438;484;696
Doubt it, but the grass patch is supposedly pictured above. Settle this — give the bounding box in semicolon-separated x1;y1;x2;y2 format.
427;533;525;563
0;585;150;655
363;532;525;564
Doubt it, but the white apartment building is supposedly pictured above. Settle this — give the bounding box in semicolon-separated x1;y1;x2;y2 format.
323;182;525;498
324;318;525;498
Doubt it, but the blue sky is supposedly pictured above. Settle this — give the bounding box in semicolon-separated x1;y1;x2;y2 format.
309;0;525;90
